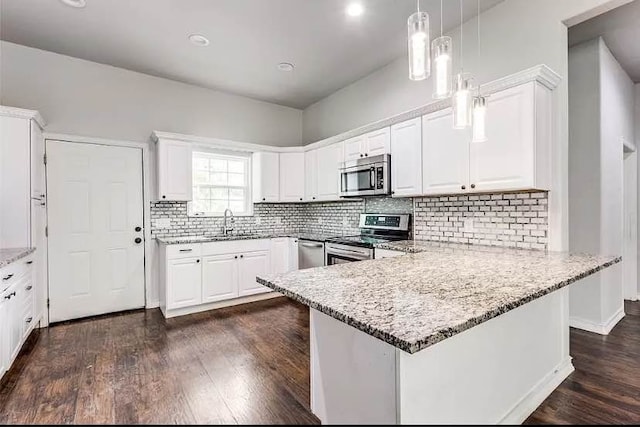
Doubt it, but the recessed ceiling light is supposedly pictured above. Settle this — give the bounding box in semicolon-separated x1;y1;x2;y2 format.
188;34;210;47
277;62;295;72
60;0;86;8
346;3;364;17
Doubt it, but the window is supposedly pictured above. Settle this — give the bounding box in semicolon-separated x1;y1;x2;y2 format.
189;150;252;216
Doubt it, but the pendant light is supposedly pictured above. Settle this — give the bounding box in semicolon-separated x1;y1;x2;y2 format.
431;0;452;99
472;0;488;142
452;0;473;129
407;0;430;81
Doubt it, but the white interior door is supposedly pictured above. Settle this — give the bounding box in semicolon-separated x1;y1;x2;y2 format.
47;141;145;322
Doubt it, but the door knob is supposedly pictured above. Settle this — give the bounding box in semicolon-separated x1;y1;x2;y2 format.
135;226;142;232
134;237;142;244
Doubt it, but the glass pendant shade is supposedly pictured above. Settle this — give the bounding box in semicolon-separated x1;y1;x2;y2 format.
407;11;430;81
452;73;473;129
472;96;488;142
431;36;452;99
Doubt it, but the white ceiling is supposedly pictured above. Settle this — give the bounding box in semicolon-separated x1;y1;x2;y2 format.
569;0;640;82
0;0;503;109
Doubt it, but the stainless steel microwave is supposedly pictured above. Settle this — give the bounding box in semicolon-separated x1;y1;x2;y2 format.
339;154;391;197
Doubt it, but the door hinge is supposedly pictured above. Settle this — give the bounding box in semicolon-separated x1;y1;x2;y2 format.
45;226;48;237
43;153;47;165
47;298;50;308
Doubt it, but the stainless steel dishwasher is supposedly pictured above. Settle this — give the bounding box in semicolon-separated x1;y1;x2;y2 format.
298;239;325;269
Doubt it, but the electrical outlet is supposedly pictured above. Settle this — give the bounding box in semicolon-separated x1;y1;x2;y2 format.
463;219;474;233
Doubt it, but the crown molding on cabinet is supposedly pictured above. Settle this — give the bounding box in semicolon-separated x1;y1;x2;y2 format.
0;106;46;128
152;64;561;153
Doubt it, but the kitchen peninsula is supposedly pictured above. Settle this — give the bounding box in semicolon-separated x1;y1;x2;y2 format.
257;243;620;424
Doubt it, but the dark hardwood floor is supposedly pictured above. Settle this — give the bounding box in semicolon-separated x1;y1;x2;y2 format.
1;297;639;424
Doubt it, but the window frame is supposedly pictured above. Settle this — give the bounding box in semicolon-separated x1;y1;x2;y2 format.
188;149;253;218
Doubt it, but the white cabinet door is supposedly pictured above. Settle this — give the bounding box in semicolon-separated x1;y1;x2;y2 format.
157;139;192;201
422;108;470;195
469;83;535;192
270;238;290;274
252;152;280;202
0;116;31;248
391;118;422;196
305;150;318;202
202;254;238;303
167;258;202;309
289;238;299;271
238;251;271;297
316;142;344;201
7;282;23;363
279;152;305;202
365;127;391;157
344;135;365;161
0;288;9;379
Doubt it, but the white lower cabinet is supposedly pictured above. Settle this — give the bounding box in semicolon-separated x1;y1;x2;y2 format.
160;238;299;318
202;254;238;303
167;257;202;310
1;254;36;381
238;251;271;297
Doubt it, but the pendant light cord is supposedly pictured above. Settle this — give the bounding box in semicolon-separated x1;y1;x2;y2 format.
417;0;420;13
440;0;443;37
477;0;481;96
459;0;463;71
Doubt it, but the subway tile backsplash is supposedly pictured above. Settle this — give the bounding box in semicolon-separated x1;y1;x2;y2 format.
151;192;549;250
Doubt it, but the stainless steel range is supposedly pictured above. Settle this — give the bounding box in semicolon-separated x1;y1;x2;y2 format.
325;213;410;265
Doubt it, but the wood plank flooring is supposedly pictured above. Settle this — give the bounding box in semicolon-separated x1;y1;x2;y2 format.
1;297;639;424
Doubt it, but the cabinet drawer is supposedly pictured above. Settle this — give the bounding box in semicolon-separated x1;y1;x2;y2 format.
202;239;271;256
0;255;33;293
166;244;202;259
21;291;34;338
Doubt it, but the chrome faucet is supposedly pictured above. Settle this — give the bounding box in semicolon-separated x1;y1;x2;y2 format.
223;208;235;235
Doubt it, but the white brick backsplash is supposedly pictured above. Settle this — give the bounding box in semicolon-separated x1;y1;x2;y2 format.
413;192;548;250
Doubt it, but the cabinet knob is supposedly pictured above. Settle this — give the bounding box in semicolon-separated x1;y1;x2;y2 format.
196;259;200;263
471;184;476;189
134;237;142;244
360;154;363;158
240;254;244;258
391;191;395;195
26;285;32;291
365;153;368;157
162;195;166;199
461;185;466;190
262;198;266;201
235;255;238;259
26;260;33;265
135;226;142;232
312;197;316;200
299;198;302;201
26;317;33;324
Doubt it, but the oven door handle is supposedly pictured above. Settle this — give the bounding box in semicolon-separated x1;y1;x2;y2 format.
328;247;371;259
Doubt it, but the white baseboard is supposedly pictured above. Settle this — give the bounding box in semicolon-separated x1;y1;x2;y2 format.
570;307;625;335
163;292;283;319
499;358;574;425
146;299;160;309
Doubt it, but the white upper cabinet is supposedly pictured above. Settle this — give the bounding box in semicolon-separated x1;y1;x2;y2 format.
422;108;470;195
391;117;422;197
316;142;344;201
279;152;305;202
157;139;192;201
469;82;549;192
252;152;280;203
344;135;366;161
344;128;390;161
304;149;318;202
365;127;391;157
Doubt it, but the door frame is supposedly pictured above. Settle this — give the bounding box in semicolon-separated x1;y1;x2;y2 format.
42;133;153;326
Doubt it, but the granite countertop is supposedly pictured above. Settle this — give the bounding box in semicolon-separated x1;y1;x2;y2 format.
156;232;334;245
257;243;620;354
0;248;36;269
374;239;434;253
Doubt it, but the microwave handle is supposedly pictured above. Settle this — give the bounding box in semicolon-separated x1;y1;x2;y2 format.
370;167;375;189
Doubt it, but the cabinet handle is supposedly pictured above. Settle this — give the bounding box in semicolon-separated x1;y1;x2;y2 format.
461;185;466;190
26;285;32;291
26;317;33;324
179;249;193;252
4;291;16;300
471;184;476;189
3;274;13;281
26;261;33;265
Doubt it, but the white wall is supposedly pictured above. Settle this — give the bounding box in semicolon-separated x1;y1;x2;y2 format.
301;0;629;253
0;42;302;147
568;38;633;331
